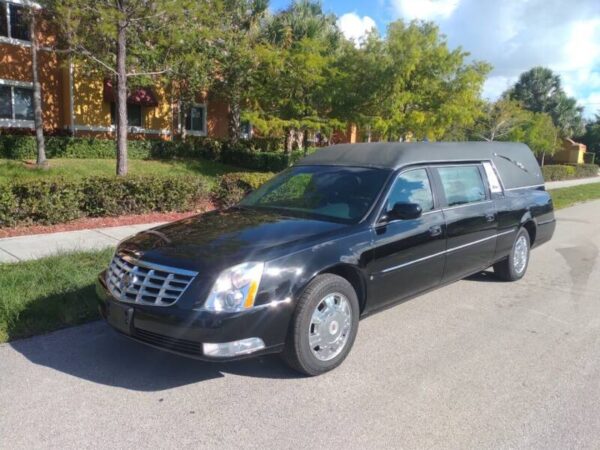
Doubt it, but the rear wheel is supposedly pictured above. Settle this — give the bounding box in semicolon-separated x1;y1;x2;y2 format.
494;228;530;281
282;274;359;376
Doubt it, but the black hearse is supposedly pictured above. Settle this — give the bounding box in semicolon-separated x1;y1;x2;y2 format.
97;142;555;375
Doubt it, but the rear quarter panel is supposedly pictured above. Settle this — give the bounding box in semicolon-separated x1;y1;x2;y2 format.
493;187;555;261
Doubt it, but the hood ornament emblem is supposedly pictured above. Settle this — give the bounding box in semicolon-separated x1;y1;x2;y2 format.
119;272;137;295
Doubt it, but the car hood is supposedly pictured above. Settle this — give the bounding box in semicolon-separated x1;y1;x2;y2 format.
118;207;347;273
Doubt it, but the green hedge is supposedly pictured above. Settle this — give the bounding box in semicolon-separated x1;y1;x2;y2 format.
212;172;274;208
0;176;210;227
0;135;300;172
542;164;599;181
0;171;279;228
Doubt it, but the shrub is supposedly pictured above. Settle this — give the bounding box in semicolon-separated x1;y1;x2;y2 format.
212;172;274;208
0;135;302;172
0;175;210;228
0;136;154;160
575;164;599;178
542;164;599;181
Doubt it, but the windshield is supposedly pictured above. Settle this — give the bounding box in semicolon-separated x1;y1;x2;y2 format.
240;165;390;223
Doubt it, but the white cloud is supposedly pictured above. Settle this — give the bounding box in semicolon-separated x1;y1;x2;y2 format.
392;0;460;21
386;0;600;117
482;76;516;101
580;92;600;118
337;13;377;46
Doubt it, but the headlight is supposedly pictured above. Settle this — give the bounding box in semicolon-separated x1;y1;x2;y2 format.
203;262;264;312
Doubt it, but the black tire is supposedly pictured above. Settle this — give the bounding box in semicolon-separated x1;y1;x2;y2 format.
282;274;359;376
493;228;531;281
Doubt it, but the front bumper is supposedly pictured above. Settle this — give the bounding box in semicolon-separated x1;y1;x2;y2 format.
96;272;289;361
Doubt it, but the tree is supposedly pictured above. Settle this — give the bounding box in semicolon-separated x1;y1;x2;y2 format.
471;99;528;141
329;30;387;142
335;21;490;142
508;67;584;138
47;0;216;175
247;0;344;151
212;0;268;142
29;7;46;167
577;113;600;160
507;111;559;165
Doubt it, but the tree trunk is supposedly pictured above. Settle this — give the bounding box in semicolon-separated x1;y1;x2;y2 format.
541;151;545;167
30;13;46;167
285;128;294;155
228;91;241;143
115;11;128;176
302;130;309;156
366;126;372;143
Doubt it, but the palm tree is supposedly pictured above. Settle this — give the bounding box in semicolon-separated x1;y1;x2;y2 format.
264;0;340;48
509;67;584;138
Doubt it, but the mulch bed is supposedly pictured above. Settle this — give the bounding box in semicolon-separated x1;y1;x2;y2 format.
0;204;216;239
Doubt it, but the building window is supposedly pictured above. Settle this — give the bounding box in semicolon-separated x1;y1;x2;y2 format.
185;105;206;134
111;103;143;128
0;84;34;121
0;2;30;41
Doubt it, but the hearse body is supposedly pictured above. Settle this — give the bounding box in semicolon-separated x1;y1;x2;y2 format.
97;142;555;375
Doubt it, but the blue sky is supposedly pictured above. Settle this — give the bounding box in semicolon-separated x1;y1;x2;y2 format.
269;0;600;118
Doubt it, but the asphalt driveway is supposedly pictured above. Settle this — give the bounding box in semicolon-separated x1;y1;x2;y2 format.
1;200;599;449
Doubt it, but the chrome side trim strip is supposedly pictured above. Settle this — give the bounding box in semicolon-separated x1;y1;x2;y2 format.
504;184;545;191
537;219;556;226
445;234;497;254
380;250;447;273
379;228;516;274
442;200;493;211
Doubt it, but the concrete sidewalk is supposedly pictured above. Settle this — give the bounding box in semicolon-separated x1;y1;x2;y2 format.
546;176;600;189
0;222;164;263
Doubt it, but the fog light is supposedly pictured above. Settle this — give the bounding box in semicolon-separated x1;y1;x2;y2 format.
203;337;265;358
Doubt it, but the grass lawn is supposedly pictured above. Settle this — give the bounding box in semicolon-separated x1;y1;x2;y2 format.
549;183;600;210
0;158;239;185
0;249;113;343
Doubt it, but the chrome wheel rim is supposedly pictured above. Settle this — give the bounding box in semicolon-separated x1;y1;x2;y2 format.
308;293;352;361
513;235;528;274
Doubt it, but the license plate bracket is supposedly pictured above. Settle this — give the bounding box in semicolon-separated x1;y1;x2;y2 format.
107;301;134;335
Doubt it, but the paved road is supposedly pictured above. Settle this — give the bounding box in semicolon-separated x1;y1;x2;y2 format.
1;201;600;449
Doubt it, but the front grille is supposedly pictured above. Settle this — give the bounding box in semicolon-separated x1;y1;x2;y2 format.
106;253;197;306
134;328;203;355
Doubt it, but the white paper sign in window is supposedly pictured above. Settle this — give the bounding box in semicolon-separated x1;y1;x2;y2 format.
483;162;503;193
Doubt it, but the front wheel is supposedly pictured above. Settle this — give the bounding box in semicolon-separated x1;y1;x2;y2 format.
494;228;531;281
282;274;359;376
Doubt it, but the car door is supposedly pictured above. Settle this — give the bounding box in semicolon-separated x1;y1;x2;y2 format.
432;164;498;282
367;167;446;311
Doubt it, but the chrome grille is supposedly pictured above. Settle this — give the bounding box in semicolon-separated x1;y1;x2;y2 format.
106;254;197;306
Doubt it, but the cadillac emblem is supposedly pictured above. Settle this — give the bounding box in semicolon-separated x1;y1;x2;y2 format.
119;272;137;293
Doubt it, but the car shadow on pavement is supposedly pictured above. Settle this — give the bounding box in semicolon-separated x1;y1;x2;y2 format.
9;321;302;391
465;270;501;283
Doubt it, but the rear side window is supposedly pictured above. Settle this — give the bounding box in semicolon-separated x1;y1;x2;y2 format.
386;169;434;212
437;166;486;207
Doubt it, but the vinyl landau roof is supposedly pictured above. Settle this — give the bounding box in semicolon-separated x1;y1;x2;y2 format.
298;142;544;190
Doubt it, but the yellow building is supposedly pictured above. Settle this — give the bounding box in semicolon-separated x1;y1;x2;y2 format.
0;0;230;140
553;138;588;164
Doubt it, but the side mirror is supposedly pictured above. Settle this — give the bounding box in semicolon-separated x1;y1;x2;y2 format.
385;202;423;221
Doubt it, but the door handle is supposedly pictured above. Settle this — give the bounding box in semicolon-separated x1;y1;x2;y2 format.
485;213;496;222
429;225;442;237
